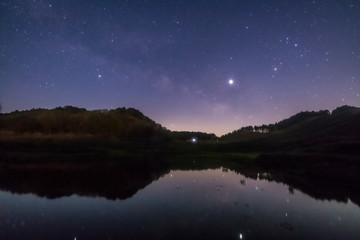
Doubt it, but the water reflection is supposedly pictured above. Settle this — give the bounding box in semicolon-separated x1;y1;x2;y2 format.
236;168;360;207
0;167;359;239
0;161;169;200
0;160;360;208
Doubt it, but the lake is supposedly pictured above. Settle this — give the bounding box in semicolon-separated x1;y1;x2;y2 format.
0;167;359;240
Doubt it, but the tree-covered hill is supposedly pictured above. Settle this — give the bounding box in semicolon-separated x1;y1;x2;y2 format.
220;105;360;154
1;105;359;147
0;106;169;139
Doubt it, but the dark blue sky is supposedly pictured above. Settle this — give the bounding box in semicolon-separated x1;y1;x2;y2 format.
1;0;359;135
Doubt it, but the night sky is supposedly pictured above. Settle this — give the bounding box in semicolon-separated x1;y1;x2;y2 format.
1;0;359;136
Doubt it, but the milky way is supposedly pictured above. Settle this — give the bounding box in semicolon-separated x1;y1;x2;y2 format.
1;0;359;135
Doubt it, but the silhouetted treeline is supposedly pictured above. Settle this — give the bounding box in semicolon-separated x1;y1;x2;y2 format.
221;105;359;140
170;131;217;141
331;105;359;115
1;105;359;141
266;109;330;131
0;106;169;139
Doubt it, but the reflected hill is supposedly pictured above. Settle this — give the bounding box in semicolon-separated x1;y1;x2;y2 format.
0;161;169;200
0;158;359;208
232;158;360;208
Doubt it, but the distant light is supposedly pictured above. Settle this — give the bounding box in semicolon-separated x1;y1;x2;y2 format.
98;74;102;78
192;138;197;143
228;79;234;85
239;233;243;239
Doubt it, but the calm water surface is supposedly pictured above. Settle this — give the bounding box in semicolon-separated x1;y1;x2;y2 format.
1;168;359;240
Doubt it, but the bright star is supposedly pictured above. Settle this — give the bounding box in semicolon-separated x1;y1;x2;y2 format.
98;74;102;78
228;79;234;85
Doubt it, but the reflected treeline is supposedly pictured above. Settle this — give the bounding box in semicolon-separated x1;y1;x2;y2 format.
0;158;359;208
233;154;360;208
236;168;360;207
0;160;169;200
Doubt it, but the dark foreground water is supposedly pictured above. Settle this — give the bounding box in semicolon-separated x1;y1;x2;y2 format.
1;168;359;240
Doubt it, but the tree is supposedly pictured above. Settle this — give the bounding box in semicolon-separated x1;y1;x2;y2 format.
332;105;358;115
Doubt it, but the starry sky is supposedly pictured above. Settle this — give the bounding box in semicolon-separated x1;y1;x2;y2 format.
1;0;359;136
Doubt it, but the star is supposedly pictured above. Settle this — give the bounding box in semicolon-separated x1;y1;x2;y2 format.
0;0;358;136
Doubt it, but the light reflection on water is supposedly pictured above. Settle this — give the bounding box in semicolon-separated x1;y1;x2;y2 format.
0;168;359;240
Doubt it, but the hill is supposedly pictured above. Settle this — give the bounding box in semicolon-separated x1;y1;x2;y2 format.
0;106;219;142
1;105;359;149
0;106;168;139
220;105;360;155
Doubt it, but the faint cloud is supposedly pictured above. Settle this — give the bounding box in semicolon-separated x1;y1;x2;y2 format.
212;102;231;116
153;75;174;92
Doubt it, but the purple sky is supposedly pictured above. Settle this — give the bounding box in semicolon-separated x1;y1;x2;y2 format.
1;0;359;135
